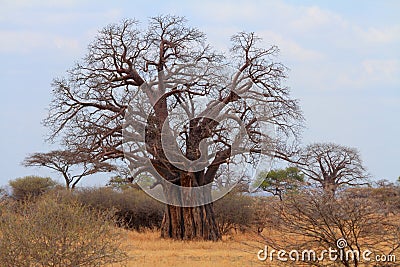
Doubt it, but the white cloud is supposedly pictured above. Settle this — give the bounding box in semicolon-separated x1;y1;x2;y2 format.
40;8;123;25
189;0;399;95
190;0;297;27
0;30;81;54
356;25;400;44
1;0;81;9
289;5;348;33
259;30;324;62
53;36;79;51
0;1;122;54
0;31;46;53
192;1;348;35
362;59;399;77
335;59;400;90
190;1;325;63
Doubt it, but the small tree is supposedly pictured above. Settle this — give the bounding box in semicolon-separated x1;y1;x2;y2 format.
107;175;136;190
22;150;116;189
9;176;57;200
258;167;304;201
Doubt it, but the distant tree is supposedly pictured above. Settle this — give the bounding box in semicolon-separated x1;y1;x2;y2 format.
22;150;116;189
106;176;134;190
374;179;395;188
295;143;369;196
258;167;304;200
9;176;58;200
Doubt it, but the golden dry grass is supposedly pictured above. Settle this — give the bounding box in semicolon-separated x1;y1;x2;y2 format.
109;230;273;267
109;229;400;267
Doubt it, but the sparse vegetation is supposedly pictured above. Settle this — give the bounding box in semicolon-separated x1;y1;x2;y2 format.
1;175;400;266
0;195;128;266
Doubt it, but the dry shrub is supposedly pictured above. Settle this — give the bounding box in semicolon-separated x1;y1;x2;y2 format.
259;189;400;267
0;195;128;267
252;196;281;234
8;176;58;200
213;192;254;235
74;187;164;231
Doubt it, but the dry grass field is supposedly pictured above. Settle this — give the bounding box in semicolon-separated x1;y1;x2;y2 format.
110;229;400;267
111;230;271;267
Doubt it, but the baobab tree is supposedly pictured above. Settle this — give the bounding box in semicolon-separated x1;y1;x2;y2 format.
43;16;302;240
22;150;116;189
295;143;369;196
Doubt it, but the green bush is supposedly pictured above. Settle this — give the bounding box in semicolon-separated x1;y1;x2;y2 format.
0;196;128;267
8;176;58;200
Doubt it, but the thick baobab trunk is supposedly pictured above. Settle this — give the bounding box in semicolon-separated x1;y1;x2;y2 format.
322;178;338;198
160;203;220;241
159;173;221;241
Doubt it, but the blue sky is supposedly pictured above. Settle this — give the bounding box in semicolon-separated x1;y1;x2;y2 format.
0;0;399;187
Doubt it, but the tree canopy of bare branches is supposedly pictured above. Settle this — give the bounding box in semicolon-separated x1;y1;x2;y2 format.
295;143;369;195
42;15;303;240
